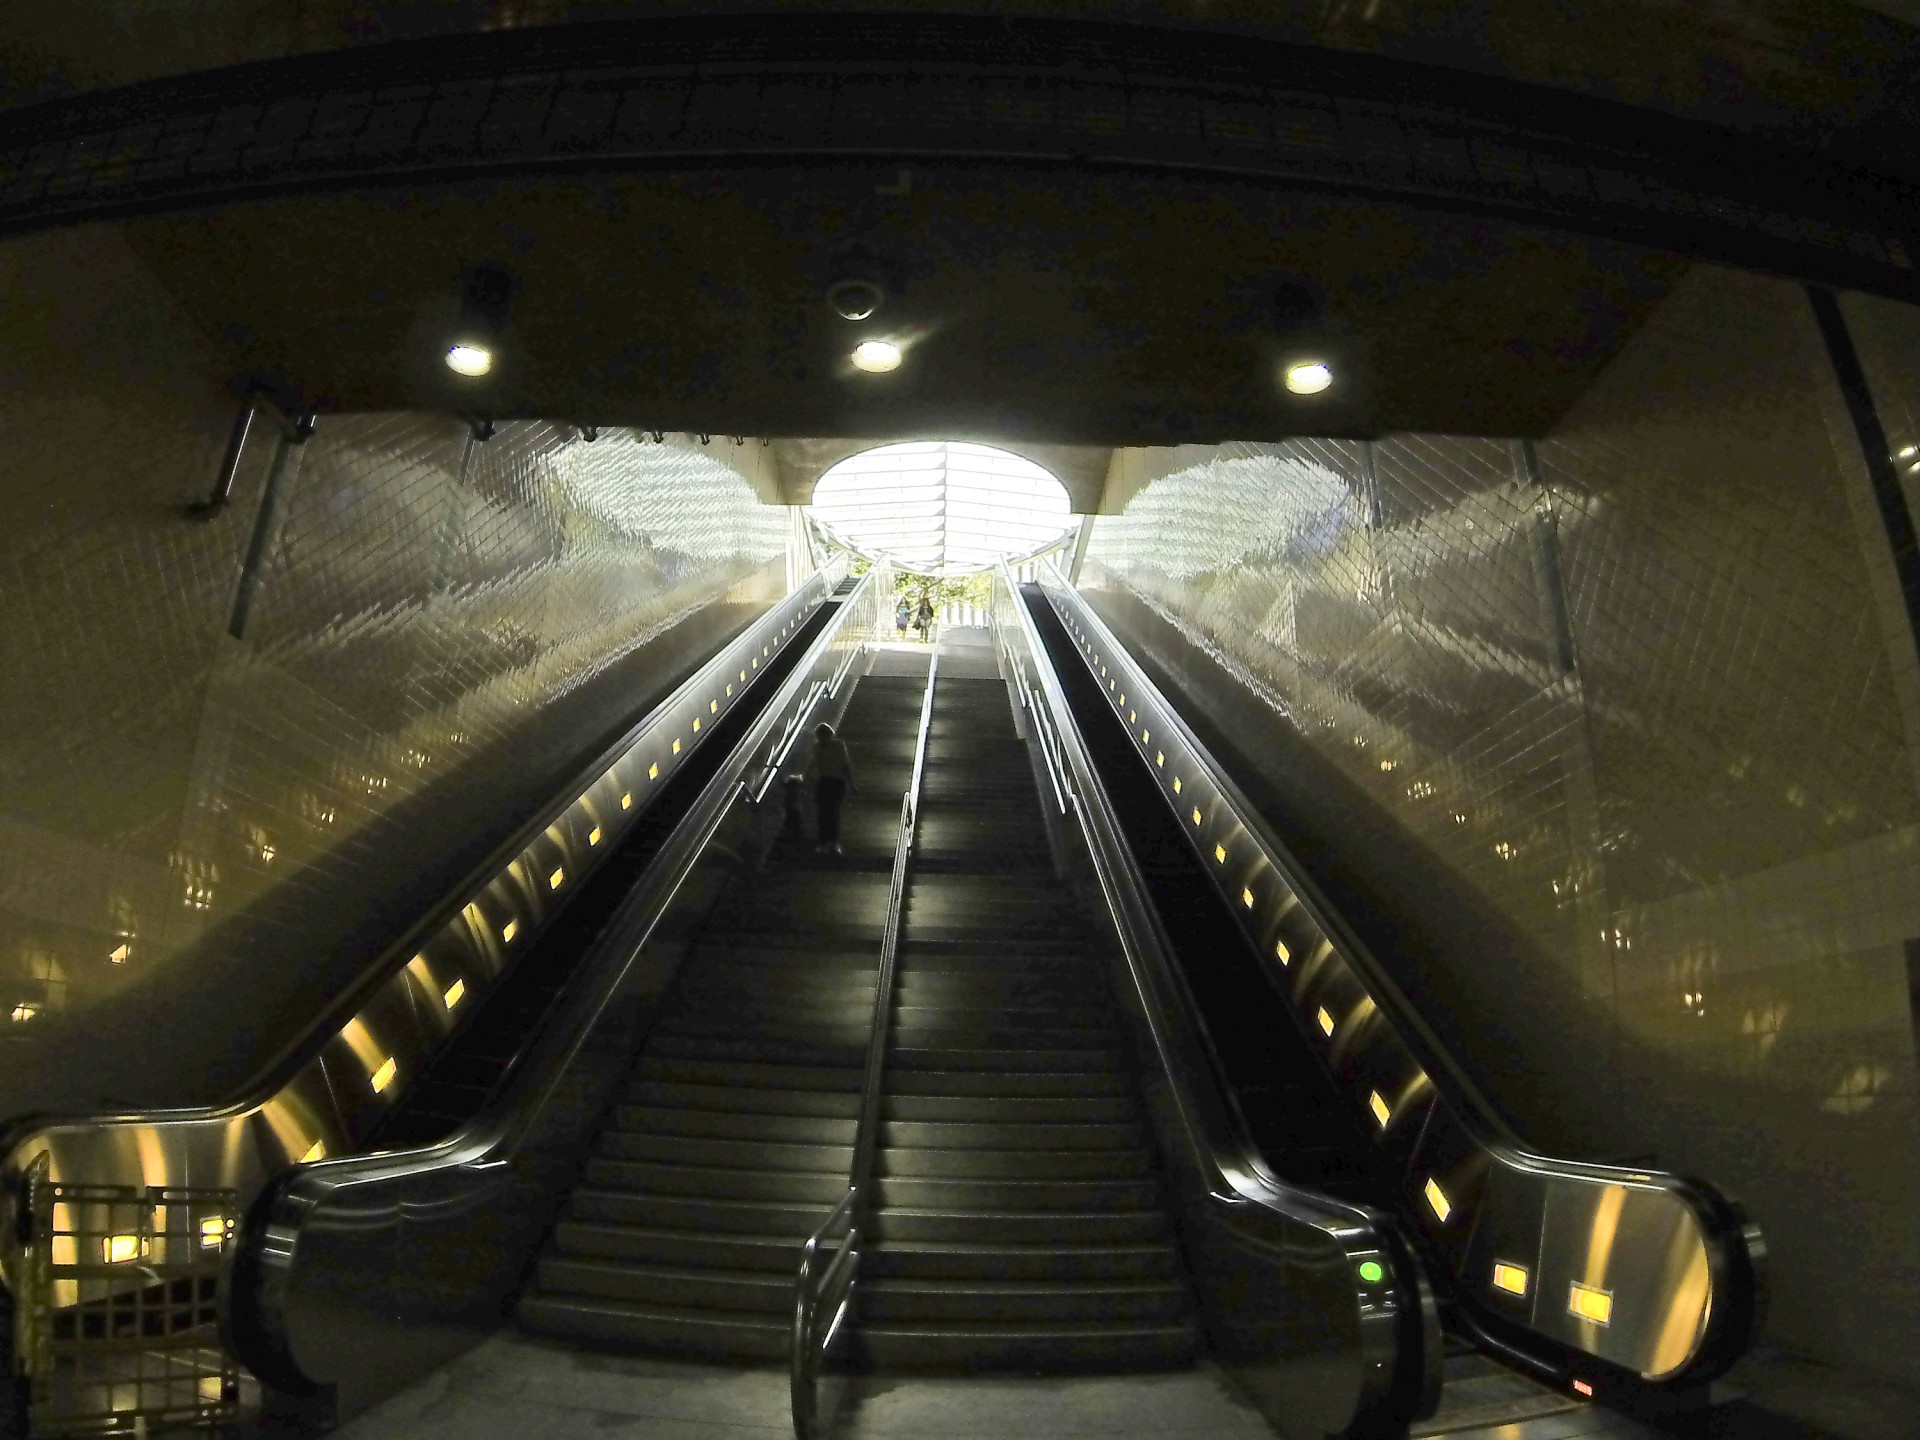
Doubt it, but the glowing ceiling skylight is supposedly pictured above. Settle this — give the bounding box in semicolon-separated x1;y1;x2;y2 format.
809;442;1075;577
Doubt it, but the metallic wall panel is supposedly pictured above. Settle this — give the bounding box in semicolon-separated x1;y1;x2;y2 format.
0;383;786;1117
1077;263;1920;1377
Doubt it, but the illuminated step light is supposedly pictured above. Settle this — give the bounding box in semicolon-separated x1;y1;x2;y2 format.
1368;1090;1391;1129
1284;360;1333;395
1214;844;1227;863
763;646;770;657
1568;1282;1614;1326
1492;1261;1530;1297
370;1057;397;1093
1242;887;1255;908
1156;752;1165;767
1139;727;1147;742
103;1234;146;1264
710;699;719;714
1172;777;1182;793
549;866;565;890
301;1140;327;1163
443;979;466;1009
1108;678;1116;690
1423;1177;1452;1223
109;942;130;964
501;919;519;944
851;339;902;373
1121;695;1128;707
621;792;633;809
445;343;492;377
1192;807;1202;825
200;1216;227;1249
672;739;683;754
1357;1260;1385;1283
740;669;748;683
588;826;602;846
649;762;660;780
1316;1006;1335;1036
726;683;735;696
752;657;759;668
1275;940;1291;966
692;718;701;732
1572;1380;1595;1398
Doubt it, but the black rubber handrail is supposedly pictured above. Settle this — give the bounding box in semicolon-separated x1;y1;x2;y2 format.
791;649;938;1440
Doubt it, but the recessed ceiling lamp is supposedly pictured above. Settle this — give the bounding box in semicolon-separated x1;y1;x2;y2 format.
445;344;493;377
851;340;903;373
1284;360;1333;395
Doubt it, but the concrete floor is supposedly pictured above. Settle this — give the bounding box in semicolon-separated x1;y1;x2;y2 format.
330;1332;1274;1440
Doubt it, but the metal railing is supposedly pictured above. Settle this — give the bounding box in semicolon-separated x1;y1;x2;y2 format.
1025;561;1766;1398
216;570;893;1419
990;563;1439;1438
791;650;938;1440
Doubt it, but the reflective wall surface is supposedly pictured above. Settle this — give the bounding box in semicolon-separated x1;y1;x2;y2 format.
0;225;788;1115
1078;264;1920;1379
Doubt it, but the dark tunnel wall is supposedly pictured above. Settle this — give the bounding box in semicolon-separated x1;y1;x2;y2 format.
0;223;789;1116
1078;263;1920;1379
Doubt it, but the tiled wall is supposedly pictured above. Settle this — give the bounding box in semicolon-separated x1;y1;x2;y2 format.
1077;264;1920;1378
0;224;788;1116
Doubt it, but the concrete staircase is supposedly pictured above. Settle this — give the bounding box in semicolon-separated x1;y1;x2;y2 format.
520;643;1196;1371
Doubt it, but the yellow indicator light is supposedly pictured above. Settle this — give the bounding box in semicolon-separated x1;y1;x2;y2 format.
763;646;769;657
1568;1283;1614;1325
109;942;130;964
1424;1177;1452;1223
549;867;565;890
1156;752;1165;767
1121;695;1127;707
672;739;682;754
621;792;633;809
1173;777;1182;793
1109;678;1115;690
1242;887;1255;908
199;1217;227;1249
740;669;748;683
1192;807;1202;825
1317;1006;1335;1036
1369;1090;1391;1128
444;979;466;1009
752;657;759;668
1139;727;1147;741
588;826;602;846
1101;666;1107;676
710;700;719;713
370;1057;397;1093
1275;940;1291;965
103;1234;143;1263
727;684;734;696
649;762;660;779
301;1140;327;1163
1214;844;1227;863
501;919;519;944
1493;1262;1530;1297
692;718;701;732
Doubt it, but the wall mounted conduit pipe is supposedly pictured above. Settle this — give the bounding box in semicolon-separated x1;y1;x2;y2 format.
191;391;315;517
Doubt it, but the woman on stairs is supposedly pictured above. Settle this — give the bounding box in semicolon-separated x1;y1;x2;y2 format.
808;721;857;855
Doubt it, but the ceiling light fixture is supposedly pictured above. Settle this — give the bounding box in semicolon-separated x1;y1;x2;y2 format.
445;344;493;377
1284;360;1333;395
851;340;903;373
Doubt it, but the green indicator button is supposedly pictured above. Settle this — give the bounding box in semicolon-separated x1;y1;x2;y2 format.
1358;1261;1385;1284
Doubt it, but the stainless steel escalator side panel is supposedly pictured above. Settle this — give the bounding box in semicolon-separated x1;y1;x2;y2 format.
0;561;846;1366
991;566;1441;1440
224;570;892;1419
1030;562;1765;1391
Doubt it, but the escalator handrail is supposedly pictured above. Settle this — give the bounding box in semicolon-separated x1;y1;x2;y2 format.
1035;563;1765;1387
0;563;844;1174
792;648;938;1440
223;571;884;1392
994;565;1441;1434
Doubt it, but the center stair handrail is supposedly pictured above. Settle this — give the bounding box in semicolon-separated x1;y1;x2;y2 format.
791;649;938;1440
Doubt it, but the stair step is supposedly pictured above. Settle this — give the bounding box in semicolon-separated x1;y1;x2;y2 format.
585;1159;848;1204
551;1222;810;1273
887;1069;1131;1098
871;1207;1168;1243
868;1239;1178;1281
519;1295;787;1360
568;1189;841;1236
889;1046;1124;1073
637;1057;862;1093
535;1258;791;1313
597;1132;851;1172
882;1094;1134;1123
860;1278;1189;1324
874;1176;1161;1211
612;1106;857;1145
880;1120;1141;1151
850;1319;1198;1370
628;1081;862;1118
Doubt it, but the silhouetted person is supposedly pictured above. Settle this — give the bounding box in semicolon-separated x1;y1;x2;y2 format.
810;721;856;855
913;595;934;642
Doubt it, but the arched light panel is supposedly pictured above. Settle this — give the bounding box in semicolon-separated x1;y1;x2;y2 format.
809;441;1075;577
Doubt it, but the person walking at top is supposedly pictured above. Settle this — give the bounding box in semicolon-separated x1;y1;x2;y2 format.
894;595;912;642
913;594;934;643
809;721;856;855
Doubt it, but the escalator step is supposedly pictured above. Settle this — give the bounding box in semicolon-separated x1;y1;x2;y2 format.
849;1319;1198;1370
519;1295;788;1359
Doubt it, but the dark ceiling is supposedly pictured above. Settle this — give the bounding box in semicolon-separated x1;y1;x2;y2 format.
123;163;1689;452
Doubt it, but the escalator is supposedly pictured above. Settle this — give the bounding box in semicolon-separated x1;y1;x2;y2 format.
32;568;1759;1440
